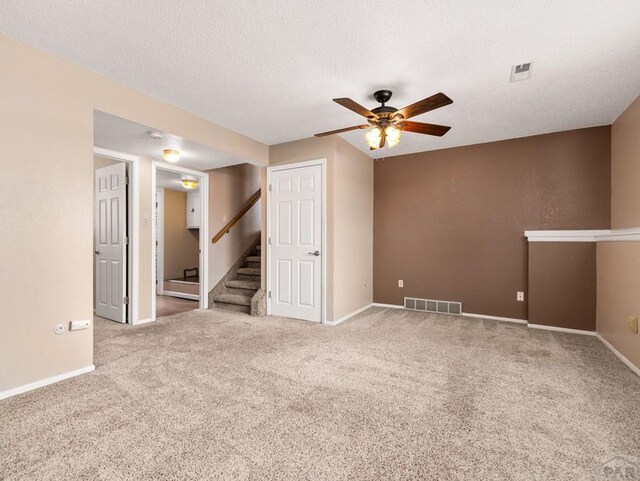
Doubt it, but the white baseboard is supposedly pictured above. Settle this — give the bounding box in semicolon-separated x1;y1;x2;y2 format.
462;312;528;324
527;323;597;336
161;291;200;301
325;303;374;326
0;364;95;401
597;333;640;378
132;317;153;326
371;303;404;309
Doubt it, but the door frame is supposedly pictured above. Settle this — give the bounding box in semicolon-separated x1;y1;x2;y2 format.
93;146;140;324
266;158;327;324
155;188;164;295
151;161;209;321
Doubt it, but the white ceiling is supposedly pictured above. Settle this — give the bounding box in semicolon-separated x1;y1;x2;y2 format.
156;168;200;193
3;1;639;158
94;111;247;170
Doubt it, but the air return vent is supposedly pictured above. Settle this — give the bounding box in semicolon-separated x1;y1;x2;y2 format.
510;62;532;82
404;297;462;315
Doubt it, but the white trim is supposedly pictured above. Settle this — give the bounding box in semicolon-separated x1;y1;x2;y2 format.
462;312;528;324
325;303;373;326
266;159;327;324
597;333;640;377
527;323;597;336
0;365;95;400
135;318;154;325
93;147;140;325
525;227;640;243
161;291;200;301
372;303;405;309
155;188;164;296
595;227;640;242
151;162;209;322
525;230;609;242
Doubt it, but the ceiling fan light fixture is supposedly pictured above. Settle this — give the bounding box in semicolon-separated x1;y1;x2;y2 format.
385;126;401;148
181;178;198;189
365;127;382;149
162;148;181;163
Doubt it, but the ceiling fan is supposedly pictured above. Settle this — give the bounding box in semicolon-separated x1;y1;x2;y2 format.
315;90;453;150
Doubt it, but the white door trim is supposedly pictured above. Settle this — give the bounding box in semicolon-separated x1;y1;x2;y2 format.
93;146;140;324
151;161;209;321
155;188;164;295
266;158;327;324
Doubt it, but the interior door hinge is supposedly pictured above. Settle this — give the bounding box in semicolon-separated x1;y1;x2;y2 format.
124;236;129;245
268;291;271;299
268;237;271;245
268;184;272;192
125;177;129;185
123;296;129;305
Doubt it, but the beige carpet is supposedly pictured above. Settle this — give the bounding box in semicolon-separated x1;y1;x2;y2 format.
1;307;639;480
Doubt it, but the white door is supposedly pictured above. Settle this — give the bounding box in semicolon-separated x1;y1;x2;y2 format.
269;164;322;322
95;163;127;323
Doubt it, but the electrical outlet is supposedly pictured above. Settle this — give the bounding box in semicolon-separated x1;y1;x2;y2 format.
54;323;66;335
398;279;404;288
628;316;639;334
70;319;91;331
517;291;525;302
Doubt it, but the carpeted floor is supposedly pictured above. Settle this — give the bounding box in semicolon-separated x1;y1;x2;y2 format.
1;307;639;480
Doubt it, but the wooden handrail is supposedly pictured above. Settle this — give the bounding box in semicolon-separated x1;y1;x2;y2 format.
212;189;261;243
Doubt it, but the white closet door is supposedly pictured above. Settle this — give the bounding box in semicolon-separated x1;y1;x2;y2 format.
95;163;127;323
269;164;322;322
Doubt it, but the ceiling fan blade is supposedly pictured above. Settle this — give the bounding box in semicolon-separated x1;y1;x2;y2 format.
397;93;453;120
314;125;370;137
333;98;376;118
399;121;451;136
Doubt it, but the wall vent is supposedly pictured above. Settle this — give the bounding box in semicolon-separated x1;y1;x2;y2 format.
404;297;462;315
510;62;533;82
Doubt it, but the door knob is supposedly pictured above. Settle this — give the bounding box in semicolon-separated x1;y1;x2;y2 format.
94;250;100;255
308;251;320;256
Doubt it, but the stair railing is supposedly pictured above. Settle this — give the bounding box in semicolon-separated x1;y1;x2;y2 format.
211;189;261;244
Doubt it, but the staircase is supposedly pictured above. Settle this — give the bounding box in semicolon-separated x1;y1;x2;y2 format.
209;241;265;315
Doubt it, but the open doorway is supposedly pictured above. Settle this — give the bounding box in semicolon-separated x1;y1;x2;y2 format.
152;163;209;320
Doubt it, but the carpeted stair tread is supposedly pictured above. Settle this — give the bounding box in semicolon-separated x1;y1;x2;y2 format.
237;267;261;276
246;256;261;263
212;293;252;307
225;279;260;291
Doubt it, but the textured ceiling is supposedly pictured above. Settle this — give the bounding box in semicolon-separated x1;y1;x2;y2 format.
2;1;639;158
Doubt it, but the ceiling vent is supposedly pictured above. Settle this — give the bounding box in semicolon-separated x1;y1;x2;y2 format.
510;62;532;82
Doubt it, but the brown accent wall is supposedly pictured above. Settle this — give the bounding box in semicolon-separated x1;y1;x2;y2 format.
528;243;596;330
374;126;611;319
163;189;199;281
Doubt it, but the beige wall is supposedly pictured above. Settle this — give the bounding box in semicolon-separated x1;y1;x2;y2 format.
333;138;374;320
597;96;640;370
208;163;262;289
268;136;373;322
163;190;199;281
0;34;267;393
